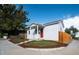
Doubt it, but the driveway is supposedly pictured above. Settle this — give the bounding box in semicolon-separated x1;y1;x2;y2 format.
0;39;79;55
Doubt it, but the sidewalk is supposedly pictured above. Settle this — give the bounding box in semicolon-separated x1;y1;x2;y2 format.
0;39;79;55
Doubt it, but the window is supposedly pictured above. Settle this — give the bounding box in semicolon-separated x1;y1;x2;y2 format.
29;31;30;34
34;29;37;34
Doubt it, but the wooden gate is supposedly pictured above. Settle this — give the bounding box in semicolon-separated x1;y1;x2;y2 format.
59;32;72;44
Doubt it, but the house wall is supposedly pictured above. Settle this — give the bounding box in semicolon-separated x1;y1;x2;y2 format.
27;29;40;40
27;24;38;40
27;29;35;40
43;23;62;41
75;32;79;38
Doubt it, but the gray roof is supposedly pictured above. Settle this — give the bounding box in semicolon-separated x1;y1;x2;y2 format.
30;23;44;27
27;20;64;30
43;20;64;27
27;23;44;29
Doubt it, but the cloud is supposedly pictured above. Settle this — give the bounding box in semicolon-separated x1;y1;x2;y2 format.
63;16;79;30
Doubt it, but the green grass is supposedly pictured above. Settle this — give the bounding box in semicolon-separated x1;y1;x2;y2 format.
19;40;67;48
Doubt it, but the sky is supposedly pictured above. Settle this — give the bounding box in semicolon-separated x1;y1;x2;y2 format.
17;4;79;29
63;16;79;30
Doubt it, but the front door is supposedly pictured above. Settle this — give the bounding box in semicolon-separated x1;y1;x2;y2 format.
40;28;43;38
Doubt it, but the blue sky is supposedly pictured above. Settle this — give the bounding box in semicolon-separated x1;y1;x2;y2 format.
17;4;79;25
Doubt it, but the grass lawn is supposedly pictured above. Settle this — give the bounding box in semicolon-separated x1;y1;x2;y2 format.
19;40;68;48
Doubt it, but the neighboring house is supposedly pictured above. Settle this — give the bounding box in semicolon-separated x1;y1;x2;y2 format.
27;20;72;44
75;32;79;38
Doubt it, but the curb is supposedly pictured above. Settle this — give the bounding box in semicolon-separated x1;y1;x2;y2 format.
25;47;65;51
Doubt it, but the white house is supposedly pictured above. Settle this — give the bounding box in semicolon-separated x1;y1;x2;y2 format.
27;23;44;40
43;20;64;41
27;20;64;41
75;32;79;38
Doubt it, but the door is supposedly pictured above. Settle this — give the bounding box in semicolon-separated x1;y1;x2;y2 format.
40;28;43;38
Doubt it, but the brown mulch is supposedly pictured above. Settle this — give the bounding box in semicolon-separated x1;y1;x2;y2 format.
8;35;28;44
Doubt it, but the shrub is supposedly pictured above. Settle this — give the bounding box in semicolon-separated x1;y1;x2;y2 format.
9;34;28;44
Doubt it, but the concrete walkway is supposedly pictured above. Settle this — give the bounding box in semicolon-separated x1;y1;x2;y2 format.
0;39;79;55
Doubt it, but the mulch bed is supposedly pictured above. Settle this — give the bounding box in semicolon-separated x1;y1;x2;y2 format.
8;35;28;44
19;40;68;48
9;39;28;44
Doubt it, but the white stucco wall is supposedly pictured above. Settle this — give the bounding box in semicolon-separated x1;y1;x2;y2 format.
43;23;62;41
27;29;35;40
27;24;38;40
75;32;79;37
27;29;40;40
